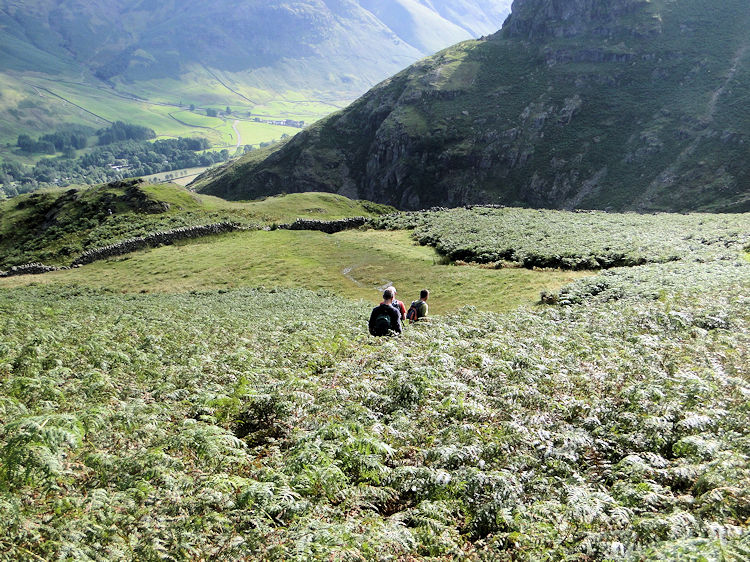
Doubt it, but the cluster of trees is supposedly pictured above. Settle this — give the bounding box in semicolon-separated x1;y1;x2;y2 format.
97;122;156;145
3;121;282;198
186;106;231;116
1;135;229;197
17;127;90;156
16;135;57;155
16;122;156;157
0;162;29;197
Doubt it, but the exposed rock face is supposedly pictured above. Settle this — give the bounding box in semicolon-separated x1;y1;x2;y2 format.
121;181;171;214
195;0;750;213
501;0;651;40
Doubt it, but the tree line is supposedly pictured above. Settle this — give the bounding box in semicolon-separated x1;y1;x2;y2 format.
2;126;229;198
16;122;157;156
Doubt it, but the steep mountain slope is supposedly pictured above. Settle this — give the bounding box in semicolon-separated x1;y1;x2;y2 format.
0;0;511;142
195;0;750;212
357;0;509;53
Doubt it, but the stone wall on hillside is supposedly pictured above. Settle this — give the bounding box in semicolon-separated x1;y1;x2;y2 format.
277;217;370;234
72;222;242;266
0;263;71;277
0;222;244;278
0;218;375;278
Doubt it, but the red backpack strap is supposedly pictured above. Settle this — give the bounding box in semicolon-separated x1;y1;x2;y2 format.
407;302;419;321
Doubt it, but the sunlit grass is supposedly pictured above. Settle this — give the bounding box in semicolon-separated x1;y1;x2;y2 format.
0;70;348;152
0;229;589;313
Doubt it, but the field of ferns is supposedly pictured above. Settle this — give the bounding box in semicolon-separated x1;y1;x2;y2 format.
374;207;748;269
1;208;749;560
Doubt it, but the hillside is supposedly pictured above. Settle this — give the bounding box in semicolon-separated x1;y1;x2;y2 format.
0;181;392;268
0;0;511;144
1;183;746;312
0;203;748;559
195;0;750;212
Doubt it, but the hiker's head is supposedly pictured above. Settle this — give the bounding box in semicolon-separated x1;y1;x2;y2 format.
387;285;397;297
420;289;429;300
383;288;395;302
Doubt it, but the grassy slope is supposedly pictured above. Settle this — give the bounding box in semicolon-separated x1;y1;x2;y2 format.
138;186;391;222
3;189;746;315
0;241;747;560
0;185;393;268
0;0;427;150
0;185;588;313
0;228;587;314
0;69;340;152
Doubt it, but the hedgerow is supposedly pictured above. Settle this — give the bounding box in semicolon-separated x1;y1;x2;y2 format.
1;240;748;560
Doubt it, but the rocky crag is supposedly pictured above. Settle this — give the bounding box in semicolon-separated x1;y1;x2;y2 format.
194;0;750;212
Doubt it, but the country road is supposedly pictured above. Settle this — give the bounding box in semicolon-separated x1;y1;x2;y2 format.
232;120;241;149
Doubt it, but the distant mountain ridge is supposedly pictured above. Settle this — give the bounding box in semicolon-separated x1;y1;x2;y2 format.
195;0;750;212
0;0;510;95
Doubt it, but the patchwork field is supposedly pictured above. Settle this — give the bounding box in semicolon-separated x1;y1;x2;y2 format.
0;71;344;163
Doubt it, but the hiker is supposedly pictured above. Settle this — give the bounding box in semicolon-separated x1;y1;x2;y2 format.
369;287;403;336
385;285;406;321
406;289;429;323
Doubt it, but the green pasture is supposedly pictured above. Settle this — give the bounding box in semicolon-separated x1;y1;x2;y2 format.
167;110;220;129
250;98;346;120
0;71;345;152
0;74;104;145
111;72;252;107
142;167;212;184
0;229;588;314
233;120;300;146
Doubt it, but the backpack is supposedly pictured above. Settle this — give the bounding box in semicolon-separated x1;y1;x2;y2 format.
373;310;392;336
406;301;421;322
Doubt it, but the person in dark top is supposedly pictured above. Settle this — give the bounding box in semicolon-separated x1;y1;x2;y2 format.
369;287;403;336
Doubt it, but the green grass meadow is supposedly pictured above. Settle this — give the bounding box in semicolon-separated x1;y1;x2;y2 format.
0;228;588;314
0;187;393;268
0;70;345;150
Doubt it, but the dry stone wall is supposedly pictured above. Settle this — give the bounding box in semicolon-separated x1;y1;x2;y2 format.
1;218;374;278
0;263;71;277
72;222;242;266
0;222;243;277
277;217;369;234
